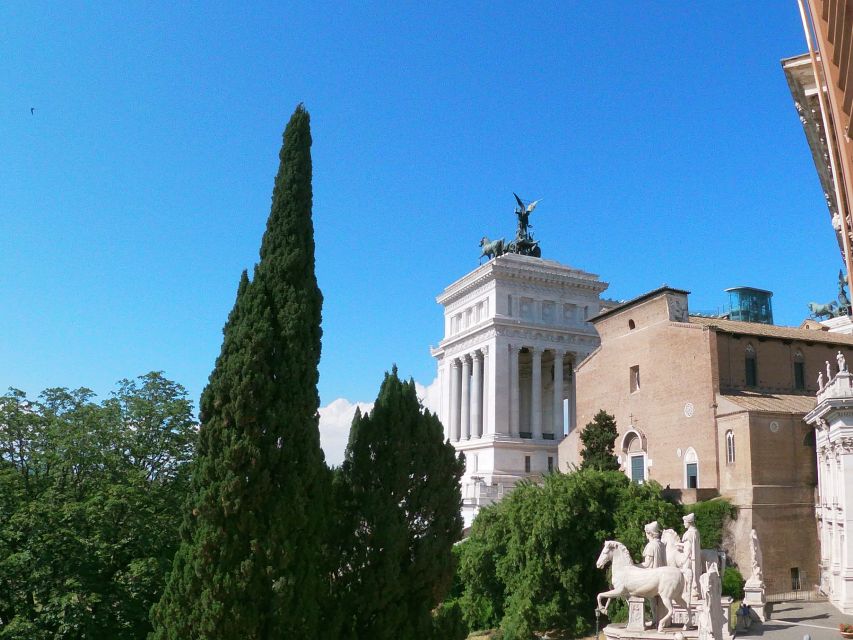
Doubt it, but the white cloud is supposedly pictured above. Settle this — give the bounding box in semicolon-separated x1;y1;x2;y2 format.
318;376;441;467
318;398;372;467
415;375;441;415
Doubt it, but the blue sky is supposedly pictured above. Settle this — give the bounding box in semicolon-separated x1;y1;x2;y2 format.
0;3;837;440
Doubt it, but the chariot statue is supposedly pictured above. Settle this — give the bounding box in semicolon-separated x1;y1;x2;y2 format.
478;193;543;261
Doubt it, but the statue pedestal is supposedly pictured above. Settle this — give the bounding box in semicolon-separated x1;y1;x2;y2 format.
743;582;768;622
626;597;645;632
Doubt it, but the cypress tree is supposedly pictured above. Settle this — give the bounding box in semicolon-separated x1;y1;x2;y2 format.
151;104;327;639
579;409;620;472
334;367;464;640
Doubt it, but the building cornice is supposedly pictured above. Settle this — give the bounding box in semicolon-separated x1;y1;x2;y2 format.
437;254;607;306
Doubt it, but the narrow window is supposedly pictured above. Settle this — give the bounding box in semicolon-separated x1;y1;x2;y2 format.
794;350;805;390
630;365;640;393
726;430;735;464
745;344;757;387
630;454;645;483
507;295;513;317
628;319;636;330
547;456;554;472
473;454;478;473
524;455;531;473
684;448;698;488
686;463;698;488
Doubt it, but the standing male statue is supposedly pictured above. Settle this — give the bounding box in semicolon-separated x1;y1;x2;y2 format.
748;528;764;586
679;512;703;600
642;521;668;628
642;521;667;568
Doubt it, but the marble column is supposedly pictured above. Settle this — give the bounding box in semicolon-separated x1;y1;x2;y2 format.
568;360;577;431
471;351;483;438
450;359;461;442
510;345;520;437
482;346;491;435
553;350;564;436
461;355;471;440
531;347;542;439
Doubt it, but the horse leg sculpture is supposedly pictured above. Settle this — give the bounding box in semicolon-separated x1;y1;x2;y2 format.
596;587;623;614
672;591;691;631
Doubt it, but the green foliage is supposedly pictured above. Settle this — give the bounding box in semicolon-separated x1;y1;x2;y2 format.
151;105;329;639
430;601;467;640
579;410;620;472
332;368;464;639
455;470;681;640
721;567;745;600
685;498;736;549
0;373;196;639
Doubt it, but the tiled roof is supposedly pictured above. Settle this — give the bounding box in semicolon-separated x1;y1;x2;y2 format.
689;315;853;346
719;390;816;415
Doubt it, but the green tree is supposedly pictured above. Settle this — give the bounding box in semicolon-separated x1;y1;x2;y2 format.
579;410;620;472
456;470;682;639
151;105;328;639
0;373;196;639
334;368;464;640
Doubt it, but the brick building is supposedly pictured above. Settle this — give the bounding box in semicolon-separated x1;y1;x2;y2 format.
558;286;853;593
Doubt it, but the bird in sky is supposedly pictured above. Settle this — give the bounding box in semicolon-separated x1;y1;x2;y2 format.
30;107;35;115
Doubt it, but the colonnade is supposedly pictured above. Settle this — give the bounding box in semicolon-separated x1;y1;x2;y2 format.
446;344;570;442
448;347;489;441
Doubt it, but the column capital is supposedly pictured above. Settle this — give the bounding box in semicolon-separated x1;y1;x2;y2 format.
480;345;489;356
509;343;520;353
531;345;543;356
451;358;461;369
471;350;483;363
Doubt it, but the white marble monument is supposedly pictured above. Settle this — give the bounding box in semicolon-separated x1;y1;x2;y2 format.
805;359;853;613
431;252;607;526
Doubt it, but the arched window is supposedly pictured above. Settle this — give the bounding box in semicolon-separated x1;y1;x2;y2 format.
725;430;735;464
793;350;806;391
684;447;699;488
745;344;758;387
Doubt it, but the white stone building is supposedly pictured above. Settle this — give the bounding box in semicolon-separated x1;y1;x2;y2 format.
805;356;853;613
431;253;607;526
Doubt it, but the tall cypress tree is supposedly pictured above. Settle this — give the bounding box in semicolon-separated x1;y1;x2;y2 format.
151;104;327;639
334;367;464;640
579;409;620;472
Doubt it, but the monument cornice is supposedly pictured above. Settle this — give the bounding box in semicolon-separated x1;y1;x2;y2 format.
437;254;608;306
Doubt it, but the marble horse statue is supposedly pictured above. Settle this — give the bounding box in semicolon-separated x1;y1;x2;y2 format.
595;540;691;632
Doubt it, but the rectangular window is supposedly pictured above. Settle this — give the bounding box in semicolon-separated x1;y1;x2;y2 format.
794;362;805;390
630;365;640;393
686;463;698;489
524;455;531;473
791;567;801;591
473;454;478;473
631;455;644;483
547;456;554;472
745;358;757;387
507;295;513;316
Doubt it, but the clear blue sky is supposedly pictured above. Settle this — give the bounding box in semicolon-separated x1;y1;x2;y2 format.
0;2;837;412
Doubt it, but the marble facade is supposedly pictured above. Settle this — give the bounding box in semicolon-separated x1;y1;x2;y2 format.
805;357;853;613
431;253;607;526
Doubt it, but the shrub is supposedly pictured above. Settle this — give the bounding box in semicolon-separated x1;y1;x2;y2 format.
685;498;736;549
722;567;745;600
